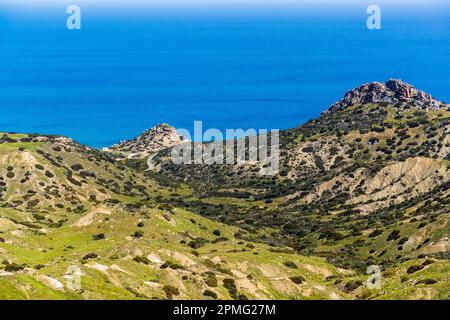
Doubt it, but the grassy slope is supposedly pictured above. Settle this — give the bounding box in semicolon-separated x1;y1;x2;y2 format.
0;198;347;300
0;127;448;300
0;135;344;300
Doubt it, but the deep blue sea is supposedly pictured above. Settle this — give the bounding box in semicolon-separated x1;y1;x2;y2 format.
0;11;449;147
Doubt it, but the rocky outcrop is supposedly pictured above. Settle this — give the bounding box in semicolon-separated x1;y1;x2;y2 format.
326;79;444;112
110;123;185;158
295;157;449;213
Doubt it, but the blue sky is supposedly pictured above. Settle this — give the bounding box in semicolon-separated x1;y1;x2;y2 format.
0;0;446;5
1;0;448;13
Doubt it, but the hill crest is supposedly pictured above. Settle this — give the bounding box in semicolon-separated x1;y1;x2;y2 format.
327;79;444;113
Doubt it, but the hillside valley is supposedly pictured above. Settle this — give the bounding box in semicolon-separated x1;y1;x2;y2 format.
0;79;449;300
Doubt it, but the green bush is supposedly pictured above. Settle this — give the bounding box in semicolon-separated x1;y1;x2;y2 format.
203;272;218;287
283;261;298;269
163;285;180;299
203;290;218;299
289;276;306;284
132;230;144;238
93;233;105;241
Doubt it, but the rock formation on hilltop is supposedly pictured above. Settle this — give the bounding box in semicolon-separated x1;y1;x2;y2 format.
327;79;444;112
109;123;185;158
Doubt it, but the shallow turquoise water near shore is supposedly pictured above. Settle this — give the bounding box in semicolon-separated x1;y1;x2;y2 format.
0;13;449;147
